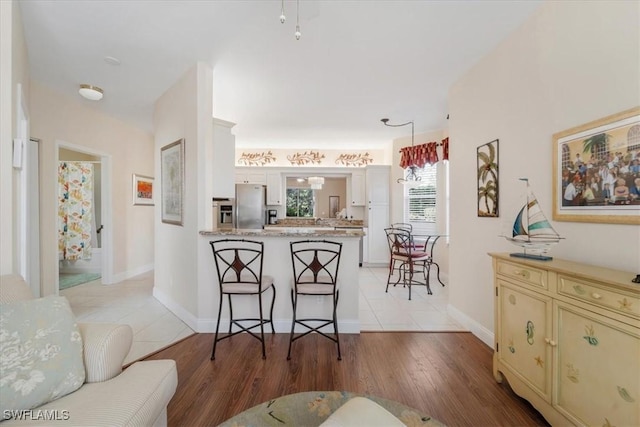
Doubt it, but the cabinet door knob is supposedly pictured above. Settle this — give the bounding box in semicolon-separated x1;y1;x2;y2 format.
544;338;557;347
591;292;602;299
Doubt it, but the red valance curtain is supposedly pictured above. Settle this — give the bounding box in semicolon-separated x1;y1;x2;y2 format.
399;142;439;169
441;137;449;161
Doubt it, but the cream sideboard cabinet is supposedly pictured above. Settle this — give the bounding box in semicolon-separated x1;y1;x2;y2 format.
490;253;639;427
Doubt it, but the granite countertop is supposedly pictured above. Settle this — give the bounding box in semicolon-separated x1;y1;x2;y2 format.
199;228;365;237
268;218;364;228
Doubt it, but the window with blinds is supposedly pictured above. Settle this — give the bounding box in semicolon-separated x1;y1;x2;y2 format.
405;164;437;229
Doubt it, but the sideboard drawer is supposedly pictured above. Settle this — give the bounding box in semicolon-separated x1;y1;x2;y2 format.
558;275;639;320
496;260;548;290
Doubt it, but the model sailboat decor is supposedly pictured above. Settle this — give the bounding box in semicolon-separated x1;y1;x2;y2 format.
505;178;563;261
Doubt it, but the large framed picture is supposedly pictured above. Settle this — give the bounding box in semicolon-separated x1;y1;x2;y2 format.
477;139;499;217
161;138;185;225
132;174;154;206
552;107;640;225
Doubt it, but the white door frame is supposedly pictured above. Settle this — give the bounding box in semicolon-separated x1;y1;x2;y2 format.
55;141;113;289
16;84;41;297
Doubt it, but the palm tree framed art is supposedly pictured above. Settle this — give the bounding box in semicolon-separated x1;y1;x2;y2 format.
477;139;499;217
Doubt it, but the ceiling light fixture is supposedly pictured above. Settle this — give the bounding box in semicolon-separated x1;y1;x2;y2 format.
381;118;419;184
78;84;104;101
308;176;324;189
295;0;301;40
279;0;286;23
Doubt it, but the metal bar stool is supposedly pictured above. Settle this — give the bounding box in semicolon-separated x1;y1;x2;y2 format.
287;239;343;361
209;239;276;360
384;228;432;300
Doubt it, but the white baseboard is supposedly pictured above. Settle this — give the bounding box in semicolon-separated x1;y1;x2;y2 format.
447;304;494;349
152;286;200;332
107;263;154;284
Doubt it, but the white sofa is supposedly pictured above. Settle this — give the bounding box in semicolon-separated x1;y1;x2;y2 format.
0;275;178;426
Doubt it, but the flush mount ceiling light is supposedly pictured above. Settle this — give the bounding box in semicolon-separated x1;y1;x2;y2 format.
381;118;419;184
79;84;103;101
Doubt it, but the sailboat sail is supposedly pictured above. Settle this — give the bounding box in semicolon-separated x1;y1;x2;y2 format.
512;206;527;238
504;179;562;258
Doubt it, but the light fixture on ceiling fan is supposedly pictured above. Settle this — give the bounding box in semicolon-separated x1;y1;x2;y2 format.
381;118;419;184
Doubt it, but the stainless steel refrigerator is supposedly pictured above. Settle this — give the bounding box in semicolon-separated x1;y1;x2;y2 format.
235;184;266;229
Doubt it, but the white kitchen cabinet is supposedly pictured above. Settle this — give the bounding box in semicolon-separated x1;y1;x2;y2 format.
350;171;365;206
266;171;282;205
364;166;390;265
491;254;639;427
235;169;266;185
212;118;236;198
366;166;390;204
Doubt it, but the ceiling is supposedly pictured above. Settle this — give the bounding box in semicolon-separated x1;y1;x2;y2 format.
19;0;541;148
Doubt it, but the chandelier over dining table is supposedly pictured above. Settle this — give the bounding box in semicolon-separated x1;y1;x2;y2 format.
381;118;449;184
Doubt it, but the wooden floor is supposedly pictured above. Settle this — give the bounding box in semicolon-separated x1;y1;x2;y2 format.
145;332;550;427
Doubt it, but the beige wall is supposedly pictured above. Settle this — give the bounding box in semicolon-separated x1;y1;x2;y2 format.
153;62;214;323
448;0;640;344
0;0;30;275
30;81;155;294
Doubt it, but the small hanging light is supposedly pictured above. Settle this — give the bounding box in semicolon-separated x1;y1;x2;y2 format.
295;0;301;40
279;0;286;23
381;118;419;184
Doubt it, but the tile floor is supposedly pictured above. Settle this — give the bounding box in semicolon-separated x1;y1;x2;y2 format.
60;271;194;365
61;266;465;364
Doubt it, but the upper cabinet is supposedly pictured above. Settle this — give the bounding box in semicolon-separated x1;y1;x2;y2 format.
351;171;366;206
212;118;236;198
266;172;282;205
235;169;267;185
366;166;390;205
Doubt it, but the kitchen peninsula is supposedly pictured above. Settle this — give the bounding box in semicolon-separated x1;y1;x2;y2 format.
199;227;365;333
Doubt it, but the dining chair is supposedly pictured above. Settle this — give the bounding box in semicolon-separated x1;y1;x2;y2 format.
384;228;432;300
288;239;343;360
209;239;276;360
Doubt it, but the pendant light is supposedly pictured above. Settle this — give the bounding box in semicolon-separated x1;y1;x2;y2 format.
381;118;419;184
295;0;301;40
279;0;286;23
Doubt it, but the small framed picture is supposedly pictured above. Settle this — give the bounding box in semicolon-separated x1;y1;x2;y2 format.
477;139;499;217
161;138;185;225
132;174;154;206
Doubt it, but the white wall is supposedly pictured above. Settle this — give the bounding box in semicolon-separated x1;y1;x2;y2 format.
448;0;640;345
0;0;30;276
152;62;213;324
30;81;155;294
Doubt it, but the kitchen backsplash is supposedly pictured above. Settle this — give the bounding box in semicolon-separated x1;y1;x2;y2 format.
273;218;364;227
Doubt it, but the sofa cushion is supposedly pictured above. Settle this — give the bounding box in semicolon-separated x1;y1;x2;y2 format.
0;296;85;418
1;360;178;426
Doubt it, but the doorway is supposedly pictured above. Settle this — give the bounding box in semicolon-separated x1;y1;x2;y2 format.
55;143;112;291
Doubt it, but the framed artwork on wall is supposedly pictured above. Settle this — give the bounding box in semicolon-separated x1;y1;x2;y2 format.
132;174;154;206
477;139;499;217
552;107;640;225
161;138;185;225
329;196;340;218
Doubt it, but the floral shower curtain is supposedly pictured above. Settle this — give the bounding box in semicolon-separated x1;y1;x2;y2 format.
58;162;94;261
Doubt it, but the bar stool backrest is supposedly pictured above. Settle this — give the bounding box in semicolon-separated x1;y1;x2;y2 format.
384;228;413;257
390;222;412;233
210;239;264;288
290;240;342;293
